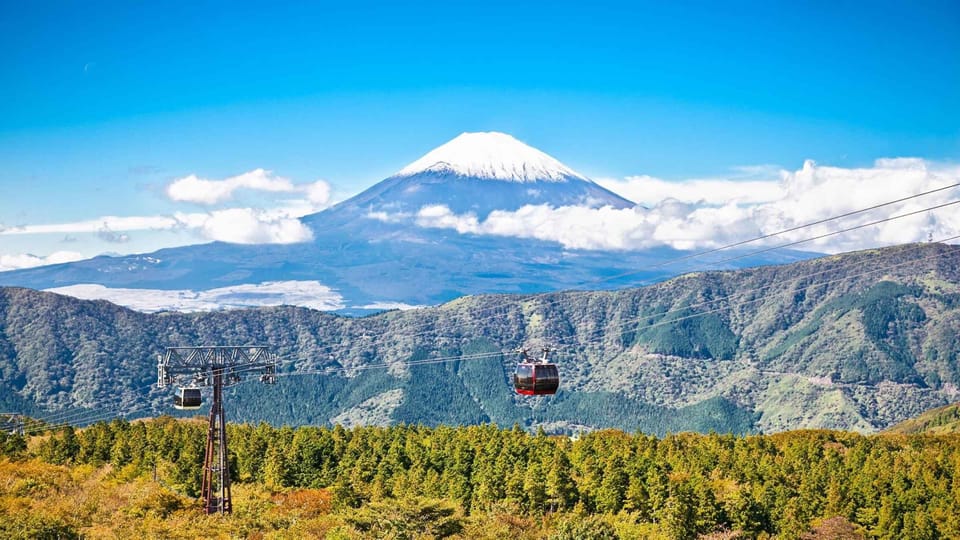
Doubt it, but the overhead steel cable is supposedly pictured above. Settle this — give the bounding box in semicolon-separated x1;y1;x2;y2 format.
259;235;960;385
586;180;960;287
689;199;960;269
552;235;960;349
23;362;264;435
23;234;959;434
547;207;960;346
25;403;158;436
23;338;376;433
291;185;960;355
22;384;163;425
21;394;145;434
23;398;148;435
22;359;279;434
237;197;960;374
24;347;512;433
439;196;960;343
24;347;493;433
572;235;960;342
204;186;960;372
28;360;317;434
22;385;165;435
23;346;285;432
24;231;955;433
150;231;960;392
274;350;507;380
214;237;960;402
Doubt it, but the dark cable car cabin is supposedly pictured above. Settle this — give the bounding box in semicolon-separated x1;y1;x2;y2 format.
513;348;560;396
174;387;202;410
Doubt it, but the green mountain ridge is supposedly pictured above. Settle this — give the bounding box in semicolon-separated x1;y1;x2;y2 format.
2;242;960;434
885;401;960;434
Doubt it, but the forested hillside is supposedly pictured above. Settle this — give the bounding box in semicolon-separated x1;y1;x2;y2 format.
2;242;960;434
885;402;960;434
2;418;958;539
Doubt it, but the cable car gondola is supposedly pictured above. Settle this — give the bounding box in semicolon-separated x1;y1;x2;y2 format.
513;348;560;396
174;387;202;410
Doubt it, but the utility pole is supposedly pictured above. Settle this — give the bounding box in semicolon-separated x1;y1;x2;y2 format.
157;346;277;515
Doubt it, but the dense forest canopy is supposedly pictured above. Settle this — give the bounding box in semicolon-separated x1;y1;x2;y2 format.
2;418;959;539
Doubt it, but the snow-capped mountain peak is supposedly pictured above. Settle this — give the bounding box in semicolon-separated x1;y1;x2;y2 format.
396;132;587;182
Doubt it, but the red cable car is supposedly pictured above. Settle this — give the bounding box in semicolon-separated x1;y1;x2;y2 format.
513;348;560;396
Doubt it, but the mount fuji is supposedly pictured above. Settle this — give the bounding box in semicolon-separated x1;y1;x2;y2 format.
0;132;816;312
325;131;633;219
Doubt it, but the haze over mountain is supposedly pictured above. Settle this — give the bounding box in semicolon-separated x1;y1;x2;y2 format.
0;132;817;313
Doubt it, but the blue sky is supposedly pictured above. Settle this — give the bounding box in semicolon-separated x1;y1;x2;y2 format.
1;0;958;266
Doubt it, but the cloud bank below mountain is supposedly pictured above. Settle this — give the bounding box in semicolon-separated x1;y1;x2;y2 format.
45;281;346;312
379;158;960;253
0;251;85;272
3;157;959;273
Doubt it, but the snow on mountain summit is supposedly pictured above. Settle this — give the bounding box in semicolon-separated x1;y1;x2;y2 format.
396;132;588;182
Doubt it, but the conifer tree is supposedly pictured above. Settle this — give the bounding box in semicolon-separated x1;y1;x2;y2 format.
546;447;577;512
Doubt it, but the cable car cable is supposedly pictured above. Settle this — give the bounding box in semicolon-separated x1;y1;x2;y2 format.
235;198;960;380
548;234;960;348
187;229;958;403
268;233;960;386
283;189;960;356
584;180;960;288
23;234;958;433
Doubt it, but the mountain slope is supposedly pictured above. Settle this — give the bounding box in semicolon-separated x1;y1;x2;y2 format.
884;402;960;434
3;242;959;434
317;132;635;219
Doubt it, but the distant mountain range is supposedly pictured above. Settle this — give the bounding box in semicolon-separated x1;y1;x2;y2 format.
0;132;816;313
3;242;959;434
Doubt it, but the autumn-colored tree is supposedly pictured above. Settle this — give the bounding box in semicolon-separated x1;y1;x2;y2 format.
14;416;960;539
800;516;866;539
344;496;463;539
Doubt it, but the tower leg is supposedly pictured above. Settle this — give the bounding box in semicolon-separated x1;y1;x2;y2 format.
201;371;232;514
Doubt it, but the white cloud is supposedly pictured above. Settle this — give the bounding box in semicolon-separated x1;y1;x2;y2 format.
0;215;182;235
166;168;333;207
415;205;480;234
368;210;412;224
2;208;315;246
304;180;332;205
357;301;425;311
198;208;313;244
6;158;958;267
167;168;295;204
393;158;960;253
45;281;345;312
0;251;85;272
598;175;786;206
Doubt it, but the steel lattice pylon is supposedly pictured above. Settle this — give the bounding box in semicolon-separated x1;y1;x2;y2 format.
0;413;24;436
157;346;277;515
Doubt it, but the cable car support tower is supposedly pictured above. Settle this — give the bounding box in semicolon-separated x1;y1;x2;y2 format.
157;346;277;515
1;413;24;436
